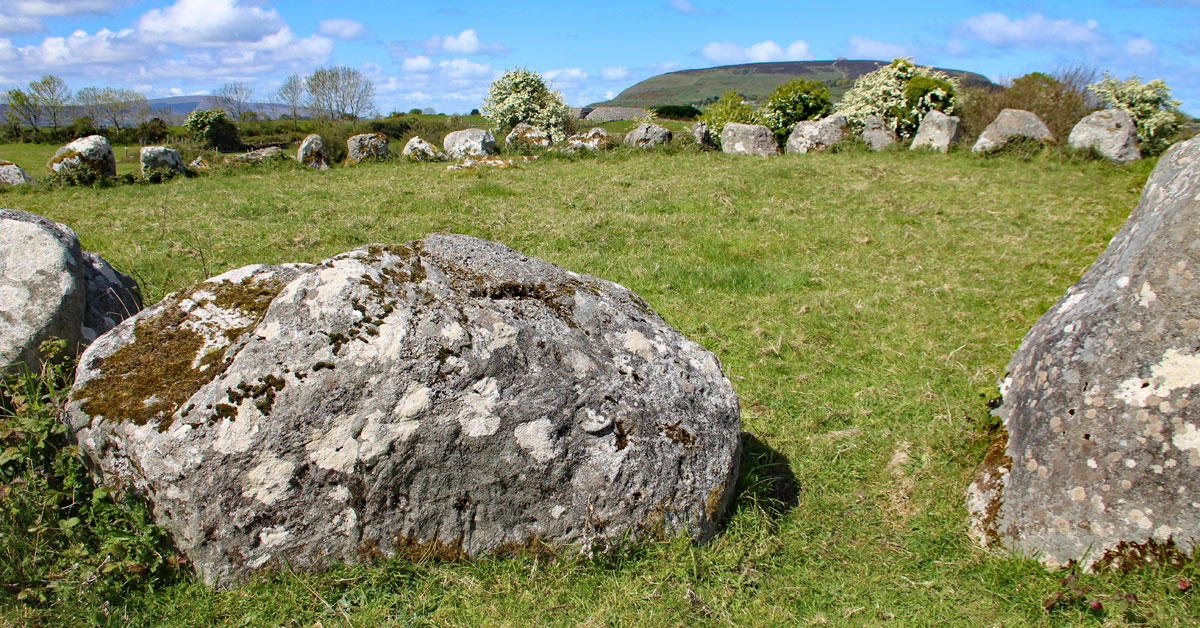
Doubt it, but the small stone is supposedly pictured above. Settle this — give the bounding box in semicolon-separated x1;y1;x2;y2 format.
0;160;33;185
909;111;961;153
297;134;329;170
346;133;391;164
1069;109;1141;164
401;136;447;162
47;135;116;179
972;109;1053;153
504;123;551;150
139;146;185;175
720;122;777;156
860;116;895;151
624;123;672;149
785;114;848;154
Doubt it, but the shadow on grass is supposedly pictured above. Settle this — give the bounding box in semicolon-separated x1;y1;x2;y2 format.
727;432;798;521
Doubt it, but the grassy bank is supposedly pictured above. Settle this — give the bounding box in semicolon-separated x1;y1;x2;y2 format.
1;146;1196;626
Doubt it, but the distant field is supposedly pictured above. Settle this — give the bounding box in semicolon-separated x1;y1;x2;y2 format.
1;142;146;177
2;146;1197;627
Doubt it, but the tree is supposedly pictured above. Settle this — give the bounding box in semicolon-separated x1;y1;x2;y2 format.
759;78;832;141
185;109;240;150
2;88;40;129
212;81;254;122
836;58;960;138
273;73;306;127
28;75;71;132
94;87;144;130
481;67;572;142
306;65;376;122
1089;74;1182;156
74;87;105;126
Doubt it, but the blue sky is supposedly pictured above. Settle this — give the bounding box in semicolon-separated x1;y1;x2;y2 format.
1;0;1197;116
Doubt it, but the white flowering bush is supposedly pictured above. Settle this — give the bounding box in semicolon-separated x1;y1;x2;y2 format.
482;67;573;143
1089;75;1181;155
759;78;832;141
836;58;960;139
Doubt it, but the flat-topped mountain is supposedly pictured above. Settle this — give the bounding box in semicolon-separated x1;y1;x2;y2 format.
590;59;996;109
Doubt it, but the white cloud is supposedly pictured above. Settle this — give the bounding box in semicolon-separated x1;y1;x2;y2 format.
600;66;629;81
14;28;144;68
438;58;493;80
846;36;911;59
137;0;285;46
545;67;587;84
667;0;700;15
318;18;365;41
8;0;132;17
957;13;1104;48
1124;37;1157;57
0;13;42;34
423;28;505;55
701;39;812;64
401;55;433;72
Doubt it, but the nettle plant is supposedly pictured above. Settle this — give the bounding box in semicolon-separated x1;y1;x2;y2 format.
759;78;832;142
1089;74;1182;156
836;58;960;139
482;67;573;143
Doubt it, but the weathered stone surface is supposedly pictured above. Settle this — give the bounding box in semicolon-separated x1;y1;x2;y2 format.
910;110;961;153
447;156;537;171
561;128;611;152
227;147;285;164
785;114;848;154
505;123;551;149
401;136;447;162
1069;109;1141;164
443;128;498;159
721;123;777;156
346;133;391;164
1;209;140;371
188;156;210;170
47;135;116;179
967;135;1200;571
140;146;185;175
584;107;648;122
691;122;717;150
624;123;672;149
972;108;1053;154
0;160;32;185
297;134;329;170
65;234;741;587
860;116;895;152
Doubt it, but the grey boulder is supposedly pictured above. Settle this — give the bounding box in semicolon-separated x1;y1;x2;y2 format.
691;122;717;150
1;209;140;371
139;146;185;175
401;136;447;162
47;135;116;179
910;110;961;153
721;123;777;156
972;108;1053;154
1069;109;1141;164
860;116;895;151
785;114;848;154
561;128;611;152
0;160;32;185
297;134;329;170
443;129;498;159
64;234;741;587
967;135;1200;571
346;133;391;164
227;147;285;164
624;123;672;149
505;123;551;150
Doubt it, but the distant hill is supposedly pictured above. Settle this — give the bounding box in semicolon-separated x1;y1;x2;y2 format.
590;59;996;109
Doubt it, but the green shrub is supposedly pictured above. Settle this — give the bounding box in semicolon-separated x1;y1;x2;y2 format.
1089;74;1182;156
184;109;240;151
759;78;832;141
651;105;703;120
836;58;959;139
0;341;182;607
482;67;573;142
367;114;418;139
698;90;761;148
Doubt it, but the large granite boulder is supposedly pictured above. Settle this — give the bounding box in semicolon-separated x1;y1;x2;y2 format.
47;135;116;179
721;123;777;156
910;111;961;153
972;108;1053;154
691;122;717;150
443;129;498;159
624;123;672;149
0;160;32;186
505;123;551;150
1;209;140;371
401;136;447;162
860;116;895;152
64;234;741;586
967;135;1200;571
785;114;849;154
139;146;185;175
584;107;648;122
346;133;391;164
297;134;329;170
1069;109;1141;164
561;128;611;152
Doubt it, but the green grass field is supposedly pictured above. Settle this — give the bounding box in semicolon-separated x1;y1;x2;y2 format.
1;145;1197;627
1;142;144;177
